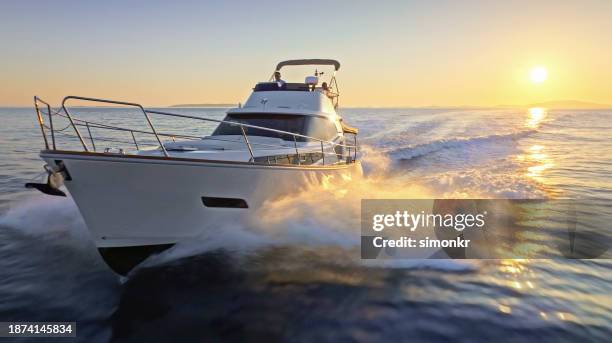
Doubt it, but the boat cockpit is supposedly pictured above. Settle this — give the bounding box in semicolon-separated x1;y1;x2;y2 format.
253;58;341;108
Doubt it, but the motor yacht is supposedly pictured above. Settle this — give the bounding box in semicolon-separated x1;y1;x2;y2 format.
27;59;361;274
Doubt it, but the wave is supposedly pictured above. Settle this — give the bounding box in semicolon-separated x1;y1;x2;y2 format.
388;130;536;161
0;194;88;240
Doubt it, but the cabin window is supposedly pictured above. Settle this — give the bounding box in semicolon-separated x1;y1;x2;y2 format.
307;118;339;142
212;113;338;141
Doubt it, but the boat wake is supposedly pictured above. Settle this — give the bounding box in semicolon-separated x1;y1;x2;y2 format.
386;129;536;161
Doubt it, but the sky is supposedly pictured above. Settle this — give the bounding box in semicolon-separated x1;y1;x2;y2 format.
1;0;611;107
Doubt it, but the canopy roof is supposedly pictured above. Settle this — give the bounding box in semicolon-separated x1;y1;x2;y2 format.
275;59;340;71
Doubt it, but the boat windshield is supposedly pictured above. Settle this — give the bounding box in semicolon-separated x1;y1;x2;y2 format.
212;113;338;142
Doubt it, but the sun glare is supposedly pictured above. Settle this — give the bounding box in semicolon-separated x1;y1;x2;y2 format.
527;107;546;128
529;66;548;84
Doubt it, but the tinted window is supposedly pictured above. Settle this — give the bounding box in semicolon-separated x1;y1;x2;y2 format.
212;113;337;141
308;117;339;141
254;83;310;92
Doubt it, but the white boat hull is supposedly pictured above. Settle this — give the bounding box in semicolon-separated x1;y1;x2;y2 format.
42;151;361;248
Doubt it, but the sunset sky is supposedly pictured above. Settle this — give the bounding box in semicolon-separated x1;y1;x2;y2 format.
1;0;611;107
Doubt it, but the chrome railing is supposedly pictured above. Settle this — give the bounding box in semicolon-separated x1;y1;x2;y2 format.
33;96;359;166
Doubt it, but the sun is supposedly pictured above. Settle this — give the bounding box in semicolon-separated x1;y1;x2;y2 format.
529;66;548;84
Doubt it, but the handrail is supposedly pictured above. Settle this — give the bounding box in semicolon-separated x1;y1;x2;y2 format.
34;96;60;150
50;128;347;161
33;95;359;166
50;117;335;152
61;96;169;157
240;126;255;162
60;109;356;151
58;97;356;149
33;97;50;150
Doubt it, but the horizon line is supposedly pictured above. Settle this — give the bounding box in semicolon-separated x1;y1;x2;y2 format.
2;104;611;110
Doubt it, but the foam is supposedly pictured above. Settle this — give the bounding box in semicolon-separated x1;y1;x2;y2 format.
388;130;536;161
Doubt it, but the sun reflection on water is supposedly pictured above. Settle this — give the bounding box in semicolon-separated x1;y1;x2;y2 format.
526;107;546;129
516;109;555;183
516;145;554;184
495;259;582;323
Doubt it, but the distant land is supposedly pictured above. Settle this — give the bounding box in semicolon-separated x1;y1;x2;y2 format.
528;100;612;109
168;100;611;109
170;103;236;108
501;100;612;109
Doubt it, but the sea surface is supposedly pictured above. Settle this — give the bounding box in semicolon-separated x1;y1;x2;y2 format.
0;106;610;342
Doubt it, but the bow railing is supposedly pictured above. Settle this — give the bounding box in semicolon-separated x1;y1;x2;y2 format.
33;96;358;166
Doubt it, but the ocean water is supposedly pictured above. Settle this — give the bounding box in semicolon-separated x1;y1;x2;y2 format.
0;106;610;342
